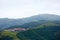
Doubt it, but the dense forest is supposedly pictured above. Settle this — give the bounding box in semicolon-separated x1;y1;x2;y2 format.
0;22;60;40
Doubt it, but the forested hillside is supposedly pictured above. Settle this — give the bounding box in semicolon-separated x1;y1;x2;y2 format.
0;22;60;40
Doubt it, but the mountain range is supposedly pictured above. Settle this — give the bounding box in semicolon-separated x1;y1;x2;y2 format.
0;20;60;40
0;14;60;29
0;14;60;40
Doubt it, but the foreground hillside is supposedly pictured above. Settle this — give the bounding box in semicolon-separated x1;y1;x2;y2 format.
0;22;60;40
17;23;60;40
0;31;20;40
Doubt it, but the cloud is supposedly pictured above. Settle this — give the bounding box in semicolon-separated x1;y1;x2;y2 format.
0;0;60;18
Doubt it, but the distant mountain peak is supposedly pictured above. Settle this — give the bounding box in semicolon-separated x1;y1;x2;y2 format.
0;14;60;29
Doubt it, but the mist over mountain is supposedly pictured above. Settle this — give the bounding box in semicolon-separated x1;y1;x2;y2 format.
23;14;60;21
0;14;60;40
0;14;60;29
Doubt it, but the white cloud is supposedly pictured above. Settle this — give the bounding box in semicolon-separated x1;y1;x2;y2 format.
0;0;60;18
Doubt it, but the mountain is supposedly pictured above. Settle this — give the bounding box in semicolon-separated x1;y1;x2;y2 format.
8;20;60;29
8;20;49;28
0;18;26;29
0;14;60;29
17;23;60;40
22;14;60;22
0;14;60;40
0;22;60;40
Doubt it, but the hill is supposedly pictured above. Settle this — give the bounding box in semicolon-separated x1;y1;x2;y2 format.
0;14;60;29
0;22;60;40
8;20;60;29
17;23;60;40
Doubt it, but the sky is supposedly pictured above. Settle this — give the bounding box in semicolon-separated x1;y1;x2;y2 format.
0;0;60;19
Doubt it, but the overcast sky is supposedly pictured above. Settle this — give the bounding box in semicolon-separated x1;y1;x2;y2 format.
0;0;60;18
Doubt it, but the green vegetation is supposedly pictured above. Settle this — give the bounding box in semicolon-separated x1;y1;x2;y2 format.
35;22;60;29
17;26;60;40
0;14;60;40
0;22;60;40
8;20;60;29
0;31;20;40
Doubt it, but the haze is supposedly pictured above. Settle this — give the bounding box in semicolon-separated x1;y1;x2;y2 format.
0;0;60;19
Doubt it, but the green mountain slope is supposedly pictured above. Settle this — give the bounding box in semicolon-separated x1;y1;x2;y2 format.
8;20;49;28
8;20;60;29
35;22;60;28
0;31;20;40
17;23;60;40
0;22;60;40
0;14;60;29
